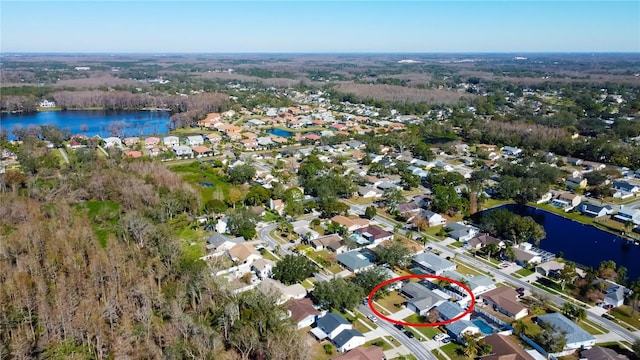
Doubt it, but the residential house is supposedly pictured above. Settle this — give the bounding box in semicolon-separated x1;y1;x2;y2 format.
259;278;307;304
467;234;505;250
286;298;321;329
331;215;369;232
336;250;376;273
227;243;261;264
480;286;529;320
400;282;447;316
583;161;606;171
536;313;595;351
501;146;522;157
206;132;222;143
173;145;193;157
592;280;632;307
612;206;640;226
441;270;496;298
406;166;429;178
565;177;588;189
346;141;365;149
550;192;581;210
269;199;285;215
512;246;543;266
580;346;629;360
444;222;479;242
354;225;393;244
192;145;214;157
412;253;456;275
414;209;447;227
123;136;140;147
124;150;142;158
579;203;614;218
357;186;384;199
251;258;274;280
445;320;481;341
144;137;160;148
535;260;584;279
163;136;180;148
332;329;366;353
240;138;258;150
312;313;352;340
103;137;122;148
310;234;347;253
482;334;536;360
186;135;204;146
436;302;469;321
332;346;385;360
613;180;640;194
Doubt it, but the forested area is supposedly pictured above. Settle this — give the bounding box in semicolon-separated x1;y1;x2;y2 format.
0;136;309;359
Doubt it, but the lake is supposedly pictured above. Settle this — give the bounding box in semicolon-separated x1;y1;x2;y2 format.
485;204;640;280
268;128;293;138
0;110;171;139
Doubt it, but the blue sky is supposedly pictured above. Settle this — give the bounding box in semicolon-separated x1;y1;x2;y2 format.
1;1;639;53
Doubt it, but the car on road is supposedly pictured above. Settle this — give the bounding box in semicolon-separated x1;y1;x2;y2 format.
394;324;404;330
516;287;525;295
367;314;378;323
404;330;415;338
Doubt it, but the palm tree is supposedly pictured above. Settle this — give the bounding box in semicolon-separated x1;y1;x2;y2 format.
484;243;499;261
514;319;528;335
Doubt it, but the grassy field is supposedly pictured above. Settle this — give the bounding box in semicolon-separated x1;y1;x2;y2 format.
363;338;394;351
610;306;640;330
374;291;406;314
310;250;342;274
402;314;443;339
83;200;121;247
436;343;466;360
515;267;534;277
452;261;483;276
169;161;230;203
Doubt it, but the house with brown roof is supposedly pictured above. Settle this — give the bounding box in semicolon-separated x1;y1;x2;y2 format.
286;298;321;329
354;225;393;244
192;145;214;156
467;233;505;250
330;216;369;232
481;334;535;360
579;346;629;360
269;199;285;215
311;234;347;253
551;192;581;210
480;286;528;319
144;136;161;148
227;243;261;264
331;346;385;360
206;132;222;142
124;150;143;158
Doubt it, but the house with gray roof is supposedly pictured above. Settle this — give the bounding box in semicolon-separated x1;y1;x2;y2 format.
400;282;447;316
336;250;376;273
613;207;640;226
536;313;595;351
436;302;468;321
445;319;480;340
579;203;613;218
444;222;479;242
313;313;351;340
440;270;496;300
332;329;366;353
412;252;456;275
206;233;245;253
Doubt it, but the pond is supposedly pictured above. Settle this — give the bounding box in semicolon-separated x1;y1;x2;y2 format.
267;128;293;138
483;204;640;280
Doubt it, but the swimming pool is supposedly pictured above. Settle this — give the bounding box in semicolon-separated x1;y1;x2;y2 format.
472;319;494;335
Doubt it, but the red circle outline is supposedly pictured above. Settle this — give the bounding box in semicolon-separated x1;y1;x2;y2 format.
367;274;476;327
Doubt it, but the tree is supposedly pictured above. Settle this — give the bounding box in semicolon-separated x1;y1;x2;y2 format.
377;240;412;267
383;187;404;211
632;340;640;357
352;268;390;299
535;322;567;353
227;208;259;239
312;278;364;311
400;172;420;190
227;164;256;184
364;205;377;219
245;184;270;206
205;199;228;213
432;185;462;214
272;255;316;285
558;261;577;290
513;319;528;335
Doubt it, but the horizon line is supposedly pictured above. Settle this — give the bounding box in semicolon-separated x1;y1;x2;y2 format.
3;51;640;55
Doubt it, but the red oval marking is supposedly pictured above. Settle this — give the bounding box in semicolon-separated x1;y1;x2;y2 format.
368;274;475;327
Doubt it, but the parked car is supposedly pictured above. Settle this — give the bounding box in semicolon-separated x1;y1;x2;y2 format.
442;337;451;344
404;330;415;338
394;324;404;330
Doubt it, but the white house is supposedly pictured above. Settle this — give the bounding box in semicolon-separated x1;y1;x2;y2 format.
536;313;595;351
286;298;321;329
39;99;56;107
251;258;274;280
444;222;479;242
163;136;180;148
333;329;366;353
313;313;352;340
186;135;204;146
173;145;193;157
613;206;640;226
103;137;122;148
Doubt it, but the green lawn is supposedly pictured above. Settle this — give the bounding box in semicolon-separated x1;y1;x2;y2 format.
610;306;640;330
363;338;394;351
373;291;406;314
450;241;465;248
83;201;121;247
520;316;543;337
391;355;417;360
578;319;607;335
402;314;443;339
169;161;230;204
437;343;467;360
353;318;377;333
259;248;279;261
515;268;535;277
452;261;483;276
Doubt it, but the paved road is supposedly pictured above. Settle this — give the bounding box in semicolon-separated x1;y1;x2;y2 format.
358;304;437;360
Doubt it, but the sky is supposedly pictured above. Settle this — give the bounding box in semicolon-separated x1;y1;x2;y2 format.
1;1;639;53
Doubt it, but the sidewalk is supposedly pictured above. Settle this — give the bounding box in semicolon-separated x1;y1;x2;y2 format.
383;345;411;359
389;308;415;321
